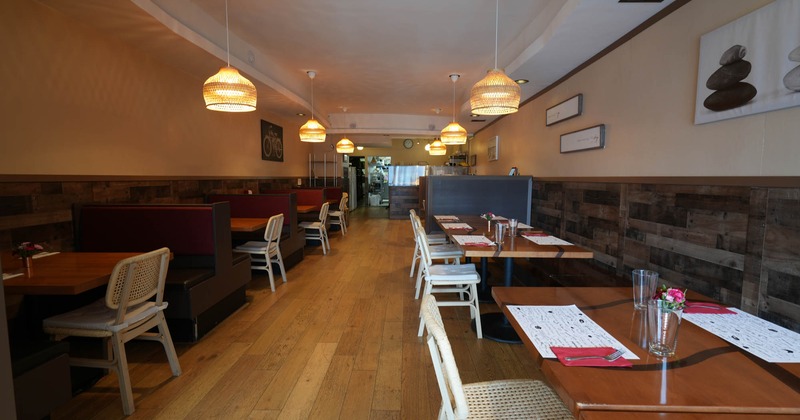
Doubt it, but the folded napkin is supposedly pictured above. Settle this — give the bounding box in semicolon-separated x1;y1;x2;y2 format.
550;346;633;368
463;242;494;247
684;302;736;314
3;272;24;281
32;251;60;259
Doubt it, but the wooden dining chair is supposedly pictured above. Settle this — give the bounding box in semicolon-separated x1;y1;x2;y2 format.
300;202;331;254
42;248;182;415
415;224;482;339
235;213;287;292
410;213;463;299
420;295;574;420
328;195;348;236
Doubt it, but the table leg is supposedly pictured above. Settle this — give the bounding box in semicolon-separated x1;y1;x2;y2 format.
474;257;521;343
477;257;493;302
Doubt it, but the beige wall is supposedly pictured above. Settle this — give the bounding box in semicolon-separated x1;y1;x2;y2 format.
0;0;310;177
473;0;800;177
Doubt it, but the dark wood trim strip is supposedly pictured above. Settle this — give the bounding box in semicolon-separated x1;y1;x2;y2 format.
0;175;309;182
533;177;800;188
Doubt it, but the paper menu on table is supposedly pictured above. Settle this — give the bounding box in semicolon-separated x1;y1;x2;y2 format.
32;251;60;259
434;215;459;221
521;235;572;246
451;235;494;246
441;223;472;230
3;273;23;281
684;308;800;363
506;305;639;360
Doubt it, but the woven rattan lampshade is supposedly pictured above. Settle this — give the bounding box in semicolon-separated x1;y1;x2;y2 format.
335;137;355;153
470;69;520;115
203;67;257;112
299;119;326;143
202;0;256;113
440;122;467;145
441;74;468;145
300;71;326;142
470;0;520;115
429;139;447;156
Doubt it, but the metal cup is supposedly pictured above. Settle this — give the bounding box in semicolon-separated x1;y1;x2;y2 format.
495;223;506;244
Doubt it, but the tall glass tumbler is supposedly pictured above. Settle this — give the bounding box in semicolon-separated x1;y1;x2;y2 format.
632;269;659;310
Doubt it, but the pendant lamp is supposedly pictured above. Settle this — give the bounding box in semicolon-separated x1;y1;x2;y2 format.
441;74;468;145
202;0;257;112
299;71;327;142
429;138;447;156
336;137;355;153
470;0;520;115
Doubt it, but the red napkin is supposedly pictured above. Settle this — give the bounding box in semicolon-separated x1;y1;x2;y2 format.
684;302;736;314
550;346;632;368
463;242;492;247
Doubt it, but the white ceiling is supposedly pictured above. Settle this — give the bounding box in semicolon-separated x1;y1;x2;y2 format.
40;0;675;146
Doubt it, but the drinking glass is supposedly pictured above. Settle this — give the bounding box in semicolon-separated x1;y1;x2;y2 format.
647;299;683;357
509;218;518;236
494;223;506;244
632;269;659;310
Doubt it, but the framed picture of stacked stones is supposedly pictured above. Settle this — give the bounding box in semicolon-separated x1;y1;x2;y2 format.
694;0;800;125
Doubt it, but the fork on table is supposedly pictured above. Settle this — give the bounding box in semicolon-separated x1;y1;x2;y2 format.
564;349;624;362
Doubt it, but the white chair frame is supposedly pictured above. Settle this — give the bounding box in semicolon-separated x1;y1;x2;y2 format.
410;213;463;299
420;295;574;420
235;213;287;292
300;201;331;254
43;248;182;415
328;195;348;236
415;224;482;339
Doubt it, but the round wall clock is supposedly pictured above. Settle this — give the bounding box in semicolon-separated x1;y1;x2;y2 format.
403;139;414;149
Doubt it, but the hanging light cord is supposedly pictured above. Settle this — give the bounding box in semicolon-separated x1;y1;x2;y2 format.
225;0;230;66
452;79;457;122
494;0;499;69
310;74;315;120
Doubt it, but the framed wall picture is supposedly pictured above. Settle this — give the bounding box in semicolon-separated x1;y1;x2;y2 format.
546;94;583;126
261;120;284;162
487;136;499;161
560;124;605;153
694;0;800;124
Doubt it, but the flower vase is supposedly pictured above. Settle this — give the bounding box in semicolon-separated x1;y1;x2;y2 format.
647;300;683;357
22;256;33;268
487;220;491;232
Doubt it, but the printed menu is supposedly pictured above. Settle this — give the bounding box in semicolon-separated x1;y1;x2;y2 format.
507;305;639;360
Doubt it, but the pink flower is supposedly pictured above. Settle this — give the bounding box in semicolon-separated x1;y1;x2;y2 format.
652;284;687;310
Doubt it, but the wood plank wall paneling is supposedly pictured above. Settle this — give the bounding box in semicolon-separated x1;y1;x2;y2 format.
532;180;800;333
0;177;298;253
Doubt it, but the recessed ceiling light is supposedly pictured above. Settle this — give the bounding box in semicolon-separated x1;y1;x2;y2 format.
515;79;529;85
470;114;479;117
356;146;364;150
297;112;306;116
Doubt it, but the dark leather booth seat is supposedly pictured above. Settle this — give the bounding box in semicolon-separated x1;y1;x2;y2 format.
73;202;251;342
207;193;304;268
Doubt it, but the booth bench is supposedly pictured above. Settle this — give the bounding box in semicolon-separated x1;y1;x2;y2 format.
72;202;250;342
207;193;304;268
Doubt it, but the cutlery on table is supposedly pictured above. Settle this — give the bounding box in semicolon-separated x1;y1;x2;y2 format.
564;349;624;362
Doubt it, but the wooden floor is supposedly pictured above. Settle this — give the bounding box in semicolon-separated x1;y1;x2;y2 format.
53;206;545;419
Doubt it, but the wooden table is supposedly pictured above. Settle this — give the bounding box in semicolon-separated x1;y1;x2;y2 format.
3;252;144;295
493;286;800;417
230;217;268;232
296;205;317;214
436;215;593;342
